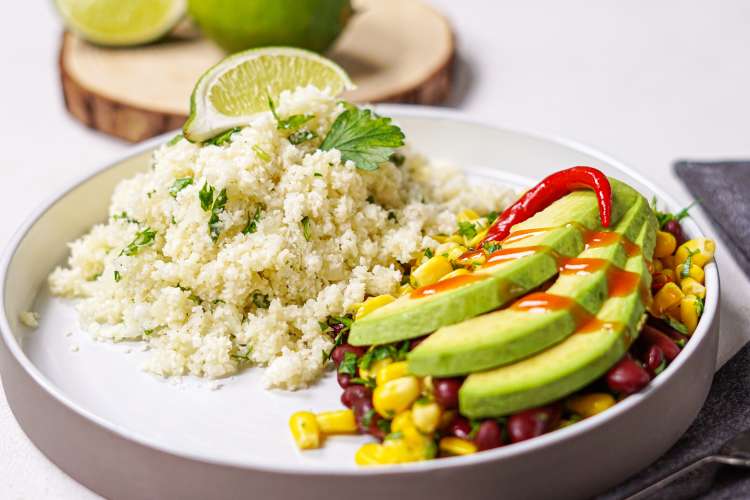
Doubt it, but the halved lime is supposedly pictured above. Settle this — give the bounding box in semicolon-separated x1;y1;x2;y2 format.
183;47;354;142
56;0;186;46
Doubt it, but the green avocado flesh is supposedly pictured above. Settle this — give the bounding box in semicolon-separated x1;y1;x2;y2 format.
459;215;657;418
408;193;653;377
348;180;638;346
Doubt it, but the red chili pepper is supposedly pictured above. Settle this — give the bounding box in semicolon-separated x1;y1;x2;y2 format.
481;166;612;245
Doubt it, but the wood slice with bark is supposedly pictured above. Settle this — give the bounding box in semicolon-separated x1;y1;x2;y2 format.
59;0;455;142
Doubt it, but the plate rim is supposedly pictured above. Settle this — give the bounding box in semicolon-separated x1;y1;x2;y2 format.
0;105;720;476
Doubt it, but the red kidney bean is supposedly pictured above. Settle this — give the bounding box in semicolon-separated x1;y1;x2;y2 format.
507;405;562;444
643;345;666;378
433;377;462;409
341;384;372;408
448;414;472;439
606;355;651;396
337;372;352;389
352;398;386;440
663;219;685;246
409;336;427;351
641;325;681;361
331;344;367;367
646;316;689;344
474;419;504;451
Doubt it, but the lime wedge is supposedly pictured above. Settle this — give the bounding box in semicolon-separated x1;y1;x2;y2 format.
56;0;186;46
183;47;354;142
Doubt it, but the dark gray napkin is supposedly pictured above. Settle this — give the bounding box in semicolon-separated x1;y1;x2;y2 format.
598;161;750;499
673;160;750;277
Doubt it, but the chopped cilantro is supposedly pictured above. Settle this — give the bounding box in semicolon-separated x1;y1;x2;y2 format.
389;152;405;166
112;211;138;224
143;329;154;337
359;342;408;370
314;172;323;177
251;291;271;309
695;297;705;317
361;408;376;428
377;418;392;434
252;145;271;162
319;103;405;171
486;211;499;224
338;351;358;376
483;241;502;254
349;376;377;389
386;431;404;441
121;228;156;256
680;249;699;278
204;127;240;146
166;133;183;146
424;248;434;259
114;270;121;282
242;206;263;235
267;96;314;131
146;189;156;198
289;129;317;145
651;197;698;228
301;216;312;241
664;316;689;335
169;177;193;198
231;345;253;363
458;221;477;239
209;188;228;241
199;182;214;211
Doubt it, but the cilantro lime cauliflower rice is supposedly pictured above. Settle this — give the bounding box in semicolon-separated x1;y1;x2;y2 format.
49;87;514;389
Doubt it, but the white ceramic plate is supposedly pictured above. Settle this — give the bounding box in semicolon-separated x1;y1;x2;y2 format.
0;106;720;500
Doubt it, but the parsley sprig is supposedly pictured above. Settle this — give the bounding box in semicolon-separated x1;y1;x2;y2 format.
652;197;698;228
120;228;156;256
199;182;228;241
319;104;405;171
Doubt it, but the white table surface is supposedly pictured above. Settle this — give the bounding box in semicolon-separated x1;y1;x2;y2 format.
2;0;749;497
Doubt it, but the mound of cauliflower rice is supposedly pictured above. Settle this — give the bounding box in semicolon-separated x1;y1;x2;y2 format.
49;87;515;389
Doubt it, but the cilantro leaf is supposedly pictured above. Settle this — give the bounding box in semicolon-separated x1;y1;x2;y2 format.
205;127;240;146
167;133;183;146
199;182;214;211
289;129;317;145
458;221;477;239
424;248;434;259
209;188;228;241
338;351;358;376
267;96;314;131
483;241;502;254
319;104;405;171
169;177;193;198
251;291;271;309
121;228;156;256
114;270;121;282
242;206;263;234
301;216;312;241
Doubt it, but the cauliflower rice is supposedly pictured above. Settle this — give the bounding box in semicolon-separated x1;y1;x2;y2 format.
49;87;515;389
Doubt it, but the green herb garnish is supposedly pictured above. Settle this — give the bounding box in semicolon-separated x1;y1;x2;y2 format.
389;152;405;166
209;188;228;241
349;377;377;389
169;177;193;198
361;408;376;428
252;145;271;162
167;133;183;146
114;270;121;282
652;197;698;228
289;129;317;145
680;248;699;279
377;418;392;434
112;211;138;224
121;227;156;256
483;241;502;254
242;206;263;235
458;221;477;239
268;96;314;131
319;104;405;171
338;351;358;376
424;248;434;259
199;182;215;211
664;316;689;335
205;127;240;146
387;212;397;223
486;211;499;224
301;216;312;241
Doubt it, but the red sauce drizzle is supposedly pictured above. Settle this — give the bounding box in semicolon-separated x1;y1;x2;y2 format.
583;230;621;249
622;238;642;257
606;267;641;297
558;257;607;275
510;292;592;327
577;318;623;334
456;248;485;264
410;274;490;299
482;246;551;269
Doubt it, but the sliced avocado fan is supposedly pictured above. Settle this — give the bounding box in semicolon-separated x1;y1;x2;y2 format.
408;192;652;377
459;213;657;418
348;179;638;346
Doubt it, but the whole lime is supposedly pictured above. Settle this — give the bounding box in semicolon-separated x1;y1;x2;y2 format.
188;0;352;53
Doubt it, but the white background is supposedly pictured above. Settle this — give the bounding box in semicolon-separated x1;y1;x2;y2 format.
2;1;749;497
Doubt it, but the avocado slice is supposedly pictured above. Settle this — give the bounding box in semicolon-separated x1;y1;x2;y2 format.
349;180;638;346
408;193;653;376
458;215;656;418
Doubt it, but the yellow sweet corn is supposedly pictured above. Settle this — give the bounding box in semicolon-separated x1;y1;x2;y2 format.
412;400;442;434
391;410;414;434
359;357;391;380
566;393;616;418
681;295;702;334
665;302;682;321
355;443;393;465
439;268;470;282
680;277;706;299
411;255;453;287
446;245;469;261
457;209;480;222
289;411;321;449
376;361;410;386
653;259;663;272
674;263;705;285
315;409;357;435
654;231;677;258
373;376;421;417
653;282;684;315
439;437;477;456
355;294;395;320
399;283;414;296
466;228;489;248
675;238;716;268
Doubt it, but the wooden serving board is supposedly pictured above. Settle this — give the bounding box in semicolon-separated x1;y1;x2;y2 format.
59;0;454;142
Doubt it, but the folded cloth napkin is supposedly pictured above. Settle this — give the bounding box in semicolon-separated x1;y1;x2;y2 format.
599;160;750;499
672;160;750;278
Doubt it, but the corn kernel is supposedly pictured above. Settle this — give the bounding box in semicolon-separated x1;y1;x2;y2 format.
376;361;410;386
447;245;469;261
457;209;480;222
412;400;442;434
661;268;676;282
355;294;395;320
373;376;421;417
315;409;357;435
411;255;453;287
289;411;321;449
446;234;465;245
439;268;470;282
654;231;677;258
359;357;391;380
681;277;706;299
355;443;392;465
653;282;684;315
391;410;414;434
675;238;716;268
674;263;704;284
466;228;489;248
665;302;682;321
439;437;477;456
566;393;616;418
399;283;414;296
681;295;702;334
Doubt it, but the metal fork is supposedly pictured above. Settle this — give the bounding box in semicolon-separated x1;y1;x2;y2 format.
626;429;750;499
